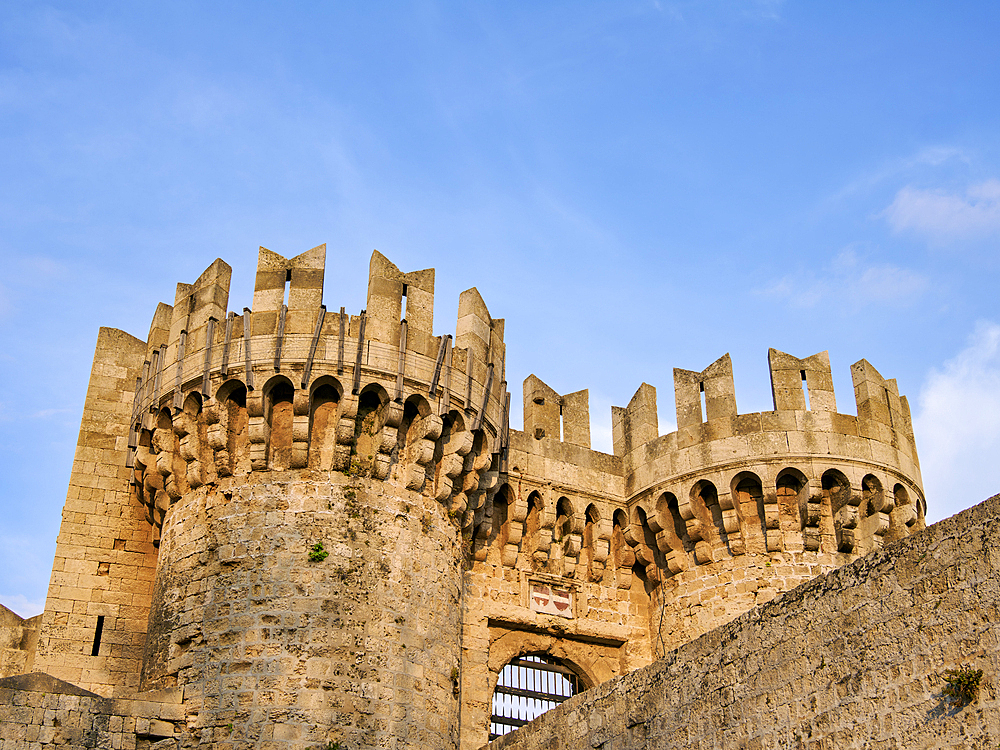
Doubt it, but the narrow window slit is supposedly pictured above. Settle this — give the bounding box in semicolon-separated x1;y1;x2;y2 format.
92;615;105;656
801;370;811;411
699;381;707;422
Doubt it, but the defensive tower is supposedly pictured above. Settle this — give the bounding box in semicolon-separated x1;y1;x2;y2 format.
7;246;925;749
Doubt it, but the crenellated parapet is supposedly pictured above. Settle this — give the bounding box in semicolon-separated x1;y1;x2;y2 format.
609;350;923;564
127;247;510;542
471;348;926;661
477;348;923;578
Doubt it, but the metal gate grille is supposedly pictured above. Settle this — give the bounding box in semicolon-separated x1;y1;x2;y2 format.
490;654;581;740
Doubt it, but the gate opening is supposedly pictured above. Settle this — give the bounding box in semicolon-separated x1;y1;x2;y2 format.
490;654;582;740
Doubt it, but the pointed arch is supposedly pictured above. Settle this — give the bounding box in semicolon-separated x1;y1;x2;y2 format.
631;505;663;592
354;383;389;475
583;504;603;582
397;393;431;455
308;376;343;470
263;375;295;471
154;407;185;501
523;490;543;559
690;479;729;552
731;471;766;555
776;467;810;550
892;483;920;538
653;491;689;572
432;409;470;501
554;497;575;543
180;392;207;487
822;468;855;552
490;483;513;551
216;379;249;476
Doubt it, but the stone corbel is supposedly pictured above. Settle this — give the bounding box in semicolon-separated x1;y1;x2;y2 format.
803;491;823;552
835;491;862;552
717;491;744;555
333;394;359;471
762;492;783;552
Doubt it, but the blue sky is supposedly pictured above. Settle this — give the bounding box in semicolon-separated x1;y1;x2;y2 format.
2;1;1000;617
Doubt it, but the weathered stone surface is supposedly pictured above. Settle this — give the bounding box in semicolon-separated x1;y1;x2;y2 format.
0;248;943;750
0;607;39;679
490;495;1000;750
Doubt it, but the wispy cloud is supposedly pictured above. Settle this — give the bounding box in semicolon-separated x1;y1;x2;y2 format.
882;179;1000;243
30;408;73;420
0;593;45;619
757;247;928;308
819;146;968;212
914;321;1000;523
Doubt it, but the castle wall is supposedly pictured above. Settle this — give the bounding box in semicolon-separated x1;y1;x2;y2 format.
0;673;183;750
489;495;1000;750
0;606;39;679
460;429;642;750
2;248;939;750
602;352;925;652
31;327;160;697
465;359;927;748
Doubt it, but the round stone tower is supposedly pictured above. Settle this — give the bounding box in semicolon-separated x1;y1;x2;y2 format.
129;247;506;748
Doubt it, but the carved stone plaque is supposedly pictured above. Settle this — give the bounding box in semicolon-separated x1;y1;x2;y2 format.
529;583;574;618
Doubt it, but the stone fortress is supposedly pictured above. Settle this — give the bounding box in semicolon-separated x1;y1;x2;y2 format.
1;246;996;749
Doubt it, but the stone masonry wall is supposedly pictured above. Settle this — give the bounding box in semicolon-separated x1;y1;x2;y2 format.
31;328;160;698
651;549;848;654
141;470;464;750
1;250;938;750
490;495;1000;750
0;673;183;750
458;430;644;750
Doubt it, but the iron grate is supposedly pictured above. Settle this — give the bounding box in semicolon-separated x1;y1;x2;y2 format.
489;654;581;740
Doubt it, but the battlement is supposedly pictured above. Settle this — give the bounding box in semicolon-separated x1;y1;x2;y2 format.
496;349;924;629
135;246;505;412
609;350;916;468
522;375;591;448
128;246;927;688
110;247;521;566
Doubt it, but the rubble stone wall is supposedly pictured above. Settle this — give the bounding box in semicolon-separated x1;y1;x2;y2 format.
142;473;465;750
490;495;1000;750
0;674;182;750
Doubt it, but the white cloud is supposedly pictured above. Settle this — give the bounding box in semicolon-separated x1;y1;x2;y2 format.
0;593;45;619
823;146;968;208
883;179;1000;243
758;247;928;309
914;321;1000;523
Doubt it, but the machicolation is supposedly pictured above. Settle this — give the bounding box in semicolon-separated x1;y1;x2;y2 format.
9;244;993;750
